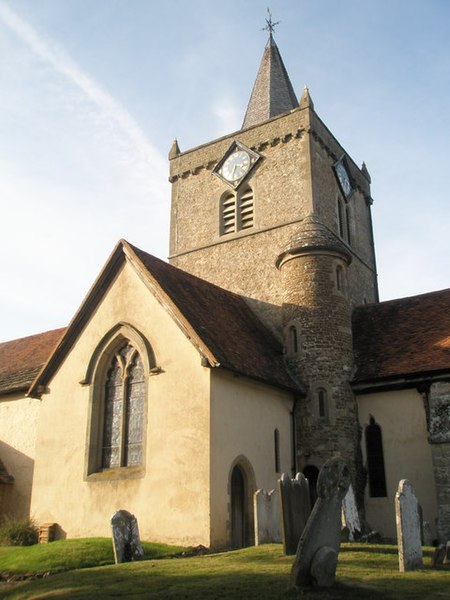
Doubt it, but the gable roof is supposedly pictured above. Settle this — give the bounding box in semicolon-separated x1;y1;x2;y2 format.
27;240;300;397
242;35;299;129
353;288;450;388
0;328;65;395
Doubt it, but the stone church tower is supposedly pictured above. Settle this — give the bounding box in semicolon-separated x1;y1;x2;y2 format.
168;32;378;493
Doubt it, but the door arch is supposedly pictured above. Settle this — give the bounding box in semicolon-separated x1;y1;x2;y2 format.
229;457;256;548
231;465;246;548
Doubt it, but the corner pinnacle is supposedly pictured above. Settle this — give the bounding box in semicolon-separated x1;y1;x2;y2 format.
299;86;314;110
169;138;180;160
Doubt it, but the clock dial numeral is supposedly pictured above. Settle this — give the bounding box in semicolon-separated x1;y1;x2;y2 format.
222;151;251;181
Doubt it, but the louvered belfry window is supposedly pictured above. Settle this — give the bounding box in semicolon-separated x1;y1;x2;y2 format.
239;187;254;230
221;186;254;235
102;343;145;469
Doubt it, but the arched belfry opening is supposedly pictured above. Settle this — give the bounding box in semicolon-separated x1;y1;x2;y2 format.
229;458;256;548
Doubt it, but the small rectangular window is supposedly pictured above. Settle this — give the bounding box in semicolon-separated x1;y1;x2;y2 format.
274;429;280;473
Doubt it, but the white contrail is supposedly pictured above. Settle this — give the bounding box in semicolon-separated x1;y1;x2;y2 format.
0;1;166;175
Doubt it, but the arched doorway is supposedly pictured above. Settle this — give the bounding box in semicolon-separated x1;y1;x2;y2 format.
231;464;246;548
303;465;320;508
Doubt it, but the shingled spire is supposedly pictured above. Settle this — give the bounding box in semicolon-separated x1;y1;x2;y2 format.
242;33;299;129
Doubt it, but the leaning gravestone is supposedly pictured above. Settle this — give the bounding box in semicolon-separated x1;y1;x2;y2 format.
341;484;361;541
395;479;423;572
278;473;311;555
290;457;351;588
254;489;282;545
111;509;145;564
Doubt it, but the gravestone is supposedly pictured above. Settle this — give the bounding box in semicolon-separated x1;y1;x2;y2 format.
290;457;351;588
432;544;446;568
254;488;282;545
395;479;423;572
278;472;311;555
111;509;144;564
341;484;361;541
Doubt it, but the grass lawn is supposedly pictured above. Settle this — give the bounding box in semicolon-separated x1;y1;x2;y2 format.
0;537;186;577
1;542;449;600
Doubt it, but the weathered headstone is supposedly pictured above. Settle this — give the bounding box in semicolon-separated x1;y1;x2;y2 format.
395;479;423;572
290;457;351;588
432;544;446;568
254;488;282;545
341;484;361;541
278;472;311;555
422;520;433;547
111;509;144;564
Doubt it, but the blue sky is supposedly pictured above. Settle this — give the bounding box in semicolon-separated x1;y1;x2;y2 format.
0;0;449;342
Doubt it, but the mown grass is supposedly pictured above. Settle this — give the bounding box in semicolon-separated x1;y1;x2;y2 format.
1;542;449;600
0;537;186;576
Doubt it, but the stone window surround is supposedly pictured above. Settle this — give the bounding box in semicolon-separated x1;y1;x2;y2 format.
83;323;157;481
310;383;333;425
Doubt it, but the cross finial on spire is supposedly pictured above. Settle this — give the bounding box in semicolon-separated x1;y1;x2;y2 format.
261;8;279;37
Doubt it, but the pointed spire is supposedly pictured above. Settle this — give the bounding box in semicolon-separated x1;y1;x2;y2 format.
299;86;314;110
242;34;299;129
168;138;180;160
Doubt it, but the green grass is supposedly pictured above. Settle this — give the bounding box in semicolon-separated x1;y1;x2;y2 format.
0;542;448;600
0;537;186;576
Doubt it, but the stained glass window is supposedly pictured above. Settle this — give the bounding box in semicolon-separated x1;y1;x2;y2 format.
101;343;145;469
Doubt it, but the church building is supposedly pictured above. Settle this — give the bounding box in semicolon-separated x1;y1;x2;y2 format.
1;30;449;548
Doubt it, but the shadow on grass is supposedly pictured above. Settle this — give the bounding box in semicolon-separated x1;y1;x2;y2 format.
2;545;449;600
2;566;393;600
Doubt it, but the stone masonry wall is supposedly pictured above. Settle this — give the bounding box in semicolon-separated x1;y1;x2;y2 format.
310;112;378;307
428;381;450;540
280;253;360;486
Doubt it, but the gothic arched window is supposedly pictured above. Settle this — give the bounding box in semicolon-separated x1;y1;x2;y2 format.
220;186;254;235
85;325;153;476
102;343;145;469
365;416;387;497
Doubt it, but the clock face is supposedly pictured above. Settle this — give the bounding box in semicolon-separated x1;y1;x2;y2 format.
335;161;352;198
221;150;251;182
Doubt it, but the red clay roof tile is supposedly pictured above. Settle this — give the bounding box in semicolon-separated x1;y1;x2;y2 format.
0;328;65;395
353;288;450;384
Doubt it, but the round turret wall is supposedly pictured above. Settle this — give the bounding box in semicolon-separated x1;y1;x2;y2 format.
278;248;362;500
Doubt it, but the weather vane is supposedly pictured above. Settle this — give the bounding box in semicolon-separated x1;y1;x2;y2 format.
262;8;280;36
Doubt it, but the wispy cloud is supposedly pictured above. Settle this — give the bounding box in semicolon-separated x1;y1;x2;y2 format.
0;1;166;181
0;1;171;341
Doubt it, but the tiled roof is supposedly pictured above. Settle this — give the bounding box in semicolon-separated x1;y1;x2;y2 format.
129;243;300;391
0;328;65;395
26;241;300;396
242;35;299;129
353;288;450;385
